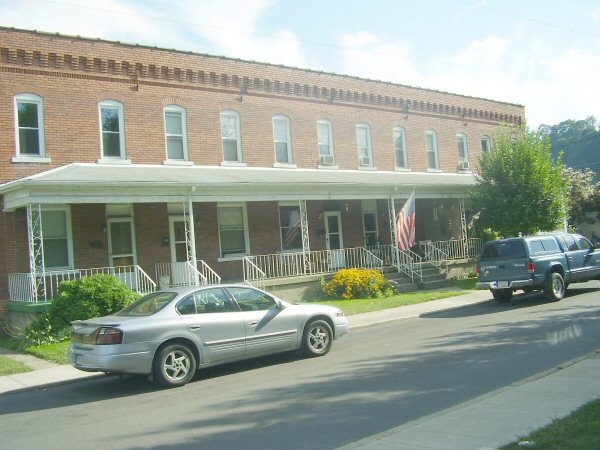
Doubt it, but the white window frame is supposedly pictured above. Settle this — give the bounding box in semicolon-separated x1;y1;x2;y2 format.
273;115;294;166
279;203;303;252
163;105;189;164
39;205;74;270
317;119;335;167
356;123;374;168
457;133;470;171
393;127;408;170
481;135;492;153
217;203;250;259
98;100;128;163
13;93;49;162
426;130;440;171
220;110;243;164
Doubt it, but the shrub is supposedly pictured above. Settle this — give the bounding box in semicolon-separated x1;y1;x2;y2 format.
49;274;139;332
23;313;63;347
322;268;389;299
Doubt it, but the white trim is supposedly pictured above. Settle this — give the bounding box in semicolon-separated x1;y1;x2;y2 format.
356;123;373;168
393;126;408;169
99;100;126;160
164;105;189;162
273;115;292;164
426;130;440;170
14;93;46;158
217;202;250;258
221;110;242;163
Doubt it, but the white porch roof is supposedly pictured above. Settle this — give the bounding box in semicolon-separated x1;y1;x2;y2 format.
0;163;476;211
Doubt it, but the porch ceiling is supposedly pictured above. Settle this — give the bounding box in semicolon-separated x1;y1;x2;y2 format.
0;163;476;210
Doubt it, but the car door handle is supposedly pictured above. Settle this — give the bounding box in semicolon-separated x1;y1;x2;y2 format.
248;321;258;326
189;326;201;330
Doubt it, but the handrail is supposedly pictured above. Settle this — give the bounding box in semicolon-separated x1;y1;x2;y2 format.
198;260;221;285
396;248;423;283
243;256;266;290
420;241;449;274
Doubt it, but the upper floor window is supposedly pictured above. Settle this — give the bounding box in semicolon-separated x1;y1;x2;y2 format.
426;130;440;170
457;133;470;171
481;135;491;153
14;93;45;158
317;119;335;166
164;105;188;161
356;123;373;167
217;203;249;258
273;115;292;164
393;127;408;169
221;110;242;163
99;100;125;159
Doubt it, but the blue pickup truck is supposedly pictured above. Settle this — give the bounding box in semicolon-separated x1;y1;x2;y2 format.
476;233;600;302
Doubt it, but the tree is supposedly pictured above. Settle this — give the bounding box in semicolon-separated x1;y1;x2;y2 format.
563;167;599;226
471;125;570;237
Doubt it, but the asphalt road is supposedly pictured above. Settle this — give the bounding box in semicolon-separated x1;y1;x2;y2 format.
2;282;600;450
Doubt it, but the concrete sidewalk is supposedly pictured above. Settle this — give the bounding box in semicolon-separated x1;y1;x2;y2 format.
2;290;600;450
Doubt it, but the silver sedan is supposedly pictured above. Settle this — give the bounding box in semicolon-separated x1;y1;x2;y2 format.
69;285;349;387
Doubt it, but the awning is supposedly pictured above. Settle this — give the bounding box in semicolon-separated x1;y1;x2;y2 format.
0;163;476;210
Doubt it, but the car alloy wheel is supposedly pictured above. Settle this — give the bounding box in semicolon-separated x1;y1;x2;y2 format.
303;319;333;357
154;344;196;387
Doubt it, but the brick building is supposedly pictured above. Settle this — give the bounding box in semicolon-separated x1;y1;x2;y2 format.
0;27;524;321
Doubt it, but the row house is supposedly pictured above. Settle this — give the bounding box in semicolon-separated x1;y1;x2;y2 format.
0;27;524;322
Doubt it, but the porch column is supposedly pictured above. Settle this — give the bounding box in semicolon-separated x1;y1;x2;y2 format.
27;204;47;301
299;200;310;273
185;196;198;268
459;198;468;258
388;197;399;269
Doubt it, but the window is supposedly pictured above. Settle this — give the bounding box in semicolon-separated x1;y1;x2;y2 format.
457;133;469;170
99;100;125;159
164;105;188;161
279;204;302;251
317;119;335;166
177;288;235;315
36;207;73;269
481;135;491;153
14;93;45;158
426;130;439;170
393;127;408;169
228;286;278;311
217;204;249;258
356;123;373;167
273;115;292;164
221;110;242;162
363;212;378;247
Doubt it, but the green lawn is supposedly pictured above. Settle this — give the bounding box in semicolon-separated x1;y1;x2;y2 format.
0;355;32;376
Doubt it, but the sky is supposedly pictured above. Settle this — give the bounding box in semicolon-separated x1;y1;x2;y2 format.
1;0;599;129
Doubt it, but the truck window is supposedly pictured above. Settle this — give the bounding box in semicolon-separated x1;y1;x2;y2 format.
575;236;592;250
481;240;526;259
529;240;544;254
562;235;577;251
540;238;559;252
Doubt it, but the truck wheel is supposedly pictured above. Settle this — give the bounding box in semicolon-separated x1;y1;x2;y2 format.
544;272;565;301
492;289;512;303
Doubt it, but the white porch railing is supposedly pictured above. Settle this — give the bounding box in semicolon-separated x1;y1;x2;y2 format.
396;248;423;283
155;260;221;289
8;265;156;303
243;247;384;285
420;238;483;260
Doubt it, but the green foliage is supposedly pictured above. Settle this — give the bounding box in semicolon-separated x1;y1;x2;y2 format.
23;313;62;347
322;268;391;299
562;167;600;225
49;274;139;332
471;124;570;237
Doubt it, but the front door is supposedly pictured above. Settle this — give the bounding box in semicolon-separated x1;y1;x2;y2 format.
325;211;345;269
107;218;137;289
169;217;192;285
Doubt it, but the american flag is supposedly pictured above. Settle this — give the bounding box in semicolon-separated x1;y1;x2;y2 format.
396;192;416;250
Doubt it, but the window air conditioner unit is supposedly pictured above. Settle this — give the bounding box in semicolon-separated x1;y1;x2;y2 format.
360;156;372;166
319;154;334;165
458;161;470;171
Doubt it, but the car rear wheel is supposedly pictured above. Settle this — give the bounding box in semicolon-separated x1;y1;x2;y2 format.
491;289;512;303
544;272;565;301
153;344;196;387
302;319;333;357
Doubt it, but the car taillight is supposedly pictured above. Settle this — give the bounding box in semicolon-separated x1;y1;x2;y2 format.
95;327;123;345
527;259;535;274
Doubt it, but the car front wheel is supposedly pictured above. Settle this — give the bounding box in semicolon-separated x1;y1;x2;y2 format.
302;319;333;357
153;344;196;388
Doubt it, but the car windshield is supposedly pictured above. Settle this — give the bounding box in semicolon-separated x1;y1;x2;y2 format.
117;291;178;316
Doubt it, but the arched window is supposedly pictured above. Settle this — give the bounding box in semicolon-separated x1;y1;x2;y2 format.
14;93;45;158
